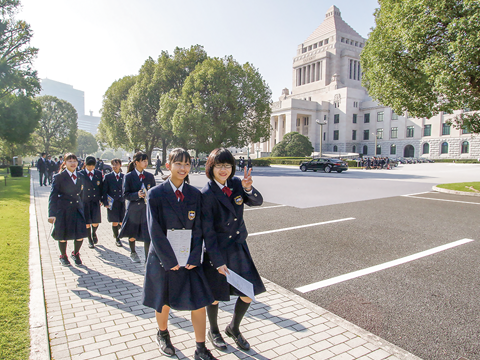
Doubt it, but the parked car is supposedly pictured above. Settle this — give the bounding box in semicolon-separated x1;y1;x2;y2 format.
299;158;348;173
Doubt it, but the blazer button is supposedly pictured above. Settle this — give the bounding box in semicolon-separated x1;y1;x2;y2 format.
70;201;72;204
254;193;257;197
236;231;240;234
227;223;230;226
77;201;79;203
234;218;237;221
229;235;232;238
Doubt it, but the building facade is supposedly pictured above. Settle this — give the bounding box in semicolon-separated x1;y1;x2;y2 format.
254;5;479;159
40;79;101;135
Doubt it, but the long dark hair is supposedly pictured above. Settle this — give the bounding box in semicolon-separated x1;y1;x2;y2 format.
127;152;148;173
167;148;191;184
205;148;236;180
60;153;78;172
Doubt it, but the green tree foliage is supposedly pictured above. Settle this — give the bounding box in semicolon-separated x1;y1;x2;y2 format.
271;132;313;157
171;56;272;153
0;93;40;144
35;95;78;155
76;129;98;158
361;0;480;133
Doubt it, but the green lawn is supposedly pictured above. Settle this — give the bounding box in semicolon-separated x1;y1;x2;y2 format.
0;174;31;359
437;182;480;193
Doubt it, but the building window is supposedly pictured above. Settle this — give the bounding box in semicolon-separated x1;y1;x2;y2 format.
423;143;430;154
333;145;338;152
441;142;449;154
353;114;357;123
363;145;368;155
390;144;396;155
304;117;309;126
392;112;398;120
308;45;312;51
341;37;345;43
407;126;414;137
313;43;317;49
352;130;356;140
364;113;370;123
333;130;339;140
462;126;471;134
296;118;300;126
391;127;398;139
324;38;329;44
363;130;369;140
352;145;356;153
377;112;384;122
376;145;381;155
302;48;307;54
424;124;431;136
461;141;469;153
319;40;323;46
376;128;383;139
334;114;339;123
442;123;451;135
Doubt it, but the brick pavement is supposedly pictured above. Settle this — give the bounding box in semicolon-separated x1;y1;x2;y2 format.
30;170;422;360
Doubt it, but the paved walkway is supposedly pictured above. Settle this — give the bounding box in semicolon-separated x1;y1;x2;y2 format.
29;170;422;360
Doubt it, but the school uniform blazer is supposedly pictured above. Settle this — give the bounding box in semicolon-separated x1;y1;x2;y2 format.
146;181;203;270
201;176;263;269
48;170;86;217
123;170;156;211
37;157;46;172
102;172;124;203
80;169;103;203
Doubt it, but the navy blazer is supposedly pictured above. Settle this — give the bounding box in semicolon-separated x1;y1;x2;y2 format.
147;181;203;270
37;157;47;172
201;176;263;268
79;169;103;203
102;172;124;203
48;170;85;217
123;170;156;208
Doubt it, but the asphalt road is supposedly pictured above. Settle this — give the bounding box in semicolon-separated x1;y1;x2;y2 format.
185;163;480;360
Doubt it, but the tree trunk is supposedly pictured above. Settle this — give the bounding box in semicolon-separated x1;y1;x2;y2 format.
162;138;168;165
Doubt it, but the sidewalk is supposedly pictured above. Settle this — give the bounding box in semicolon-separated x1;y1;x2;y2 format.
29;170;422;360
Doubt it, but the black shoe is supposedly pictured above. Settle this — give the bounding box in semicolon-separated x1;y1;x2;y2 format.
225;325;250;351
88;239;95;249
93;233;98;244
115;239;122;247
155;330;175;357
71;251;82;265
194;348;217;360
59;255;70;267
208;330;227;350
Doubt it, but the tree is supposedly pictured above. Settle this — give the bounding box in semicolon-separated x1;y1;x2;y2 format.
361;0;480;133
76;129;98;158
0;93;40;144
171;56;272;153
35;95;78;155
271;132;313;157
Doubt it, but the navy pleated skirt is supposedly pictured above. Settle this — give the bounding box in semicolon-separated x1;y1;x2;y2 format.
118;202;150;242
84;201;101;224
52;208;88;241
107;200;125;223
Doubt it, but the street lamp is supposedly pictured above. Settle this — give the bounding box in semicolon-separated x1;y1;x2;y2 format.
316;119;327;158
371;132;378;155
255;147;261;159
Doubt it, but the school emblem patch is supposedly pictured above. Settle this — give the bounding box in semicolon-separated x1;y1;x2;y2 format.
81;185;84;190
97;181;100;186
234;195;243;205
188;211;195;220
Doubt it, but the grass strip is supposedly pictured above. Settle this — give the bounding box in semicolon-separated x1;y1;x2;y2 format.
0;175;31;359
437;182;480;193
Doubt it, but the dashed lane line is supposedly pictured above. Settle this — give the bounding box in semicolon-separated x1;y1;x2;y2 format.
249;217;355;237
295;238;474;293
245;205;287;211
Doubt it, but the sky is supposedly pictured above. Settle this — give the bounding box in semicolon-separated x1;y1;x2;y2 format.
20;0;379;117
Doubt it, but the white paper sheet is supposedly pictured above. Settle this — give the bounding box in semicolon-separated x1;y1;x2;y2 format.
166;229;192;267
225;269;256;301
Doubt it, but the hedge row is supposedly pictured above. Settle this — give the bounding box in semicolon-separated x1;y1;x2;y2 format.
430;159;480;163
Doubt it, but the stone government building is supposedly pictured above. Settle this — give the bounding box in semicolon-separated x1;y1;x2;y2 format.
255;5;479;159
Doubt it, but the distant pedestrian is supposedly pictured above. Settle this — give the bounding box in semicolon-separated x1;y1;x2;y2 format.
102;159;125;247
37;152;47;186
155;156;164;176
194;156;201;173
247;156;252;171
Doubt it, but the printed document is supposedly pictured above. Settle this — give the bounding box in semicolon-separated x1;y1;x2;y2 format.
166;229;192;267
225;269;255;301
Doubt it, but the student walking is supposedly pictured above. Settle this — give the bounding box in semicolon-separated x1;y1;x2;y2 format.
201;148;265;351
143;148;216;360
37;152;47;186
48;153;87;266
102;159;125;247
154;156;164;176
118;151;155;263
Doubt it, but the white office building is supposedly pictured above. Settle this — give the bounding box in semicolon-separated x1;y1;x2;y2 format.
253;5;479;159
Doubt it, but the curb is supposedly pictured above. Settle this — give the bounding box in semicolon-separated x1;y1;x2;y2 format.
29;171;50;360
263;278;423;360
432;185;480;197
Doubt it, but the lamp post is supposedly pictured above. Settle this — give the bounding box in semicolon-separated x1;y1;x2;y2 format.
255;147;261;159
371;132;378;155
316;119;327;158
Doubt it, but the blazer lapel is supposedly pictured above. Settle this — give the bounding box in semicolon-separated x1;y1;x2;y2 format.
164;181;186;227
210;180;236;215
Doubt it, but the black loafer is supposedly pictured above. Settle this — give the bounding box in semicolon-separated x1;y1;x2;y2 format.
88;240;94;249
225;325;250;351
59;255;70;267
115;239;122;247
208;330;227;350
71;251;82;265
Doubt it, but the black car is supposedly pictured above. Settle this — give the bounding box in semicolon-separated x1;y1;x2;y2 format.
299;158;348;173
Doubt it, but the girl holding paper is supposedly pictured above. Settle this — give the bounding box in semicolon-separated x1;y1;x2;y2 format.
118;152;155;263
102;158;125;247
201;148;265;351
143;148;216;360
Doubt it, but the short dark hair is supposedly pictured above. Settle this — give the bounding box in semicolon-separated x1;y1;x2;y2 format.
85;156;96;166
205;148;236;180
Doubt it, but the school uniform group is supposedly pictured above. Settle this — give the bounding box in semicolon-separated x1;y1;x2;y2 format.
46;148;265;360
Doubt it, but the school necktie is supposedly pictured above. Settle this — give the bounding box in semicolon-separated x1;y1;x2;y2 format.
88;172;93;179
222;187;232;197
116;175;120;181
139;173;145;181
175;190;184;202
71;174;76;180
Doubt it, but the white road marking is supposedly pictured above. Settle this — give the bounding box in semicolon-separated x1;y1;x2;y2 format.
296;238;474;293
249;217;355;237
245;205;287;211
402;195;480;205
403;191;434;196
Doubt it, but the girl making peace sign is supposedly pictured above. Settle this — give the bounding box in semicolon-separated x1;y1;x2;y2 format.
201;148;265;351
